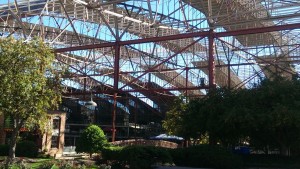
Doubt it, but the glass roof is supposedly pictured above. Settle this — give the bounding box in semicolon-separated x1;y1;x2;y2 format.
0;0;299;112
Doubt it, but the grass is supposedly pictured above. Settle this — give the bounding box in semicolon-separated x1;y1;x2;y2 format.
28;159;54;169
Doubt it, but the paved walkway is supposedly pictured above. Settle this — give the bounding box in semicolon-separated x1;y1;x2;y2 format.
156;167;210;169
156;167;282;169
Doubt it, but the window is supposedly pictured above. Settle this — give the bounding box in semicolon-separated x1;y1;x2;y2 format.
51;116;61;148
52;116;61;130
51;136;59;148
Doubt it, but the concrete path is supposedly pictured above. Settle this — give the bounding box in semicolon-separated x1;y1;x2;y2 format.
156;167;211;169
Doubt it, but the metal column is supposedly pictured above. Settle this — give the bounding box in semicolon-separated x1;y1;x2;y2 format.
208;29;216;88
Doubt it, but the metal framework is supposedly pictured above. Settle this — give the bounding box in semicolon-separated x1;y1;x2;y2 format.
1;0;300;141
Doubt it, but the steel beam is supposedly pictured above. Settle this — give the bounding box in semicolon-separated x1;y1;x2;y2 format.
54;23;300;53
58;0;82;45
216;23;300;38
119;37;204;90
112;43;120;142
122;86;209;93
208;29;215;88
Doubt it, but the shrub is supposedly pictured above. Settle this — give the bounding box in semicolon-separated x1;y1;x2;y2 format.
101;146;123;162
0;144;9;156
57;160;74;169
102;145;172;169
0;158;30;169
76;125;108;157
38;160;56;169
241;154;300;168
170;144;243;169
16;140;38;158
7;163;29;169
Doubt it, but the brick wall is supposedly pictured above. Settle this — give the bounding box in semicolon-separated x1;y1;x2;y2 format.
42;111;66;158
112;139;179;149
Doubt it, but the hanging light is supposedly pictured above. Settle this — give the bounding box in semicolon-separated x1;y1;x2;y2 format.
85;100;97;107
85;93;97;107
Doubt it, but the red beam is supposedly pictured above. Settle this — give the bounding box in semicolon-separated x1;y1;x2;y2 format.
119;31;209;45
208;29;215;88
216;23;300;37
63;85;209;93
122;86;209;93
54;23;300;53
113;43;120;90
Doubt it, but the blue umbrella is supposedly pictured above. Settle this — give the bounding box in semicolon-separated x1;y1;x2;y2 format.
151;134;184;141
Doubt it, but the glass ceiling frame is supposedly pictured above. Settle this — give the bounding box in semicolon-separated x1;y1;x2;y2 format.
0;0;300;107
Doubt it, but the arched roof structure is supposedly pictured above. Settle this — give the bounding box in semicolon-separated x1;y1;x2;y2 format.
1;0;300;140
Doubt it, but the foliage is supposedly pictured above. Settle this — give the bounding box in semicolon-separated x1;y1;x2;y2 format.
37;160;56;169
16;141;39;158
0;144;9;156
246;78;300;155
76;125;108;157
0;37;61;163
242;154;300;168
102;145;172;169
0;141;38;158
99;164;111;169
162;97;188;137
163;77;300;156
56;160;74;169
0;158;105;169
0;158;30;169
170;145;243;169
101;146;123;162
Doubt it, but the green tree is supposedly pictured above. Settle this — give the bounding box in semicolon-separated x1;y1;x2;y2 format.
162;97;187;137
187;88;244;145
0;37;61;166
165;77;300;156
76;125;108;157
246;77;300;156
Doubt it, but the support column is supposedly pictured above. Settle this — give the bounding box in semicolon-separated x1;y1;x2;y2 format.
208;29;216;89
112;42;120;142
185;68;188;101
227;60;231;89
112;93;117;142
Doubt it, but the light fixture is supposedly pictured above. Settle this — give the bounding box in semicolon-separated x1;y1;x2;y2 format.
124;16;142;23
158;25;170;29
141;22;151;26
85;100;97;107
73;0;88;5
85;93;97;107
103;10;123;18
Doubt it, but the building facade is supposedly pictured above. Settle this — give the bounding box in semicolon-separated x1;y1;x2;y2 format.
0;111;66;157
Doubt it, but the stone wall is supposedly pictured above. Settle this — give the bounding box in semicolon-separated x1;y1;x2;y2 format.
112;139;179;149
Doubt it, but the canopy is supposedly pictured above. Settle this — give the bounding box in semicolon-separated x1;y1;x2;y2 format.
150;134;184;141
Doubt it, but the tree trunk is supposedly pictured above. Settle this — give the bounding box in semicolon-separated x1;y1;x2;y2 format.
5;129;19;168
5;119;22;168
